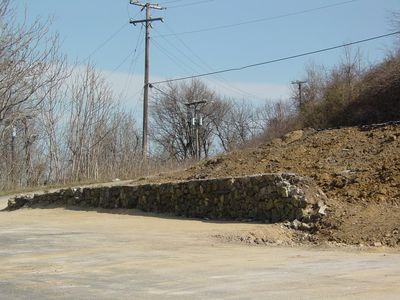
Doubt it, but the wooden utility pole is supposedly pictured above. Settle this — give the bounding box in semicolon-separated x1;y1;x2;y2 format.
129;1;165;161
291;80;307;108
10;125;16;184
185;100;207;161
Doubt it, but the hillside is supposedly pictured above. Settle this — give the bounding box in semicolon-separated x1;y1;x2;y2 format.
134;122;400;247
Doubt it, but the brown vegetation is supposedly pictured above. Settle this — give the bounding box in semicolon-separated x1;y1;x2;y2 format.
296;51;400;131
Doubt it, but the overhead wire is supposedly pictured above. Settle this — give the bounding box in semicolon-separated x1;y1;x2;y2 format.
159;0;186;4
165;24;264;100
168;0;216;9
112;48;138;72
159;22;265;100
79;22;128;64
126;0;359;101
151;31;261;104
151;31;400;85
153;27;209;73
154;0;364;100
152;37;200;75
150;84;180;102
152;0;365;99
155;0;360;37
120;24;145;100
123;59;145;113
79;10;144;65
160;0;214;5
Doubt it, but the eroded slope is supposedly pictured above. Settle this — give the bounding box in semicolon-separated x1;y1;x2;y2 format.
135;123;400;246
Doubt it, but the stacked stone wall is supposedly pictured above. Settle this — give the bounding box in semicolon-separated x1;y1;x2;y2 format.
7;173;326;222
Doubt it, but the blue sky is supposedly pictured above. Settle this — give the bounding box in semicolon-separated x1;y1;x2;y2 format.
17;0;400;107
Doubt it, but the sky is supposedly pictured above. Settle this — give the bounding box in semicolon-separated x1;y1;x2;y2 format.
16;0;400;112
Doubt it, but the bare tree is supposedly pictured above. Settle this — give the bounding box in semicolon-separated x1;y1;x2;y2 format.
289;48;365;129
0;0;174;191
257;100;296;140
213;99;260;152
150;80;222;161
390;11;400;52
102;111;141;178
0;1;67;126
38;67;70;184
0;0;68;189
65;64;119;181
289;62;327;109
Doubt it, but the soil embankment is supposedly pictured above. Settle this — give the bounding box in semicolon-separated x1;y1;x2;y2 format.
133;123;400;247
6;123;400;247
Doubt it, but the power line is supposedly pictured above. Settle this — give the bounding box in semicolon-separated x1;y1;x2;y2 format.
160;0;215;5
120;49;144;100
159;0;186;4
168;0;216;9
150;84;177;100
152;37;199;74
153;28;259;99
158;23;265;100
80;12;145;64
80;22;128;64
151;31;400;85
119;25;145;99
79;10;144;65
155;0;359;37
112;48;137;72
153;0;365;99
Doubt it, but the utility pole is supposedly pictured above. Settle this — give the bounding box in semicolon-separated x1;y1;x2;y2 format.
291;80;307;108
129;1;165;162
10;125;16;184
22;118;37;186
8;114;34;186
185;100;207;161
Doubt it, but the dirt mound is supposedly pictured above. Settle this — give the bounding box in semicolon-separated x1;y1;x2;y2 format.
135;123;400;247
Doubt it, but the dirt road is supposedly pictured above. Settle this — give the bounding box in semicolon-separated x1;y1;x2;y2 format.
1;206;400;299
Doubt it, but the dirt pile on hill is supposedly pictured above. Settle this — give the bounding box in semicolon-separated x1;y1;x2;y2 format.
136;122;400;247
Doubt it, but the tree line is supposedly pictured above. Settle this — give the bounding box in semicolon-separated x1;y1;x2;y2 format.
0;1;144;190
0;0;278;191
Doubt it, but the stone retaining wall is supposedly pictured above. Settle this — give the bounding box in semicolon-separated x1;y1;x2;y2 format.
7;173;326;223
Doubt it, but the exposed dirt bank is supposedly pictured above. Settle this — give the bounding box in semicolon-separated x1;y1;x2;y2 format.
132;123;400;247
